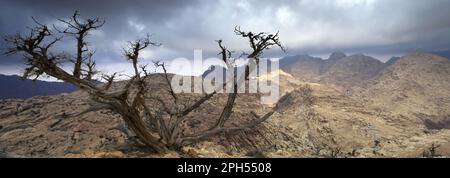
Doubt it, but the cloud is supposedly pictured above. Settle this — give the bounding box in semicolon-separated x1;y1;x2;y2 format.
1;0;450;76
128;20;146;33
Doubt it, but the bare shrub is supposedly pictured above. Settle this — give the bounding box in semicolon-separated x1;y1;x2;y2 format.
422;143;441;158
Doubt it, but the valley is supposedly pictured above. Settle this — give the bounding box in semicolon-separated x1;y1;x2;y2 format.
1;52;449;158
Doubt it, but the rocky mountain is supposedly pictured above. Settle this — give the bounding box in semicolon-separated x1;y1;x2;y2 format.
2;71;449;158
327;51;347;62
279;55;327;82
284;55;325;82
1;52;450;158
353;53;450;123
266;82;450;157
279;55;320;69
206;51;346;84
321;51;348;77
316;54;387;91
0;74;301;158
0;74;78;100
278;52;386;90
385;50;450;66
385;57;401;65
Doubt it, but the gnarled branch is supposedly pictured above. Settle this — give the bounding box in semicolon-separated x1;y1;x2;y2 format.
55;10;105;79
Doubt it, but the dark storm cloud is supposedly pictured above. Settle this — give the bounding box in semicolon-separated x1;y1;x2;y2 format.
1;0;450;75
0;0;200;59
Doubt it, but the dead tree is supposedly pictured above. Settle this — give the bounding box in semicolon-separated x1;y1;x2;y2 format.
234;26;286;80
82;52;98;81
124;34;160;78
4;12;287;153
423;143;441;158
54;11;105;79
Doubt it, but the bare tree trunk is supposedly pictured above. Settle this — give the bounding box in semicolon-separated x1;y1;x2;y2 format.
126;116;167;153
73;37;83;78
133;59;140;79
120;105;167;153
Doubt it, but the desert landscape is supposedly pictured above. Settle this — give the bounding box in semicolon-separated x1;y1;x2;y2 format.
1;51;449;158
1;0;450;158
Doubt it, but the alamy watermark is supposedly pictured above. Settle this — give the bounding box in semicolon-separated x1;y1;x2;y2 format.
168;49;280;104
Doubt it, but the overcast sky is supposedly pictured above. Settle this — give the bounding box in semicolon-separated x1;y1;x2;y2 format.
1;0;450;77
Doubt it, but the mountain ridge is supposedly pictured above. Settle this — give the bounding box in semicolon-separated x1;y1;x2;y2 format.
353;52;450;122
0;74;78;100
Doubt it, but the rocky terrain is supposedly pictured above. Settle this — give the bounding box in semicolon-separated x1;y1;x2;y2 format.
0;74;299;158
317;54;387;91
280;52;387;91
280;55;327;82
353;53;450;127
1;52;449;158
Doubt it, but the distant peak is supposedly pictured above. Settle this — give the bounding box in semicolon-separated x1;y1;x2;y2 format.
385;56;401;65
400;52;450;63
289;54;314;58
328;51;347;61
